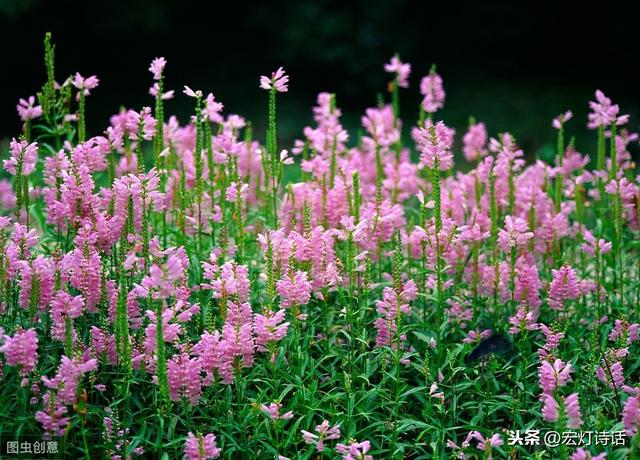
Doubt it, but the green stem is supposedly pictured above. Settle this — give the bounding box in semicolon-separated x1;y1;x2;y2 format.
156;298;170;410
78;91;86;142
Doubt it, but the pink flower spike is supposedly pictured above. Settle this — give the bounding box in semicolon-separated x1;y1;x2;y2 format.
539;358;572;394
420;70;445;113
149;83;174;100
540;393;559;422
552;110;573;129
261;402;293;421
623;394;640;436
588;90;628;129
17;96;43;121
260;67;289;92
71;72;99;95
183;86;202;98
416;120;454;170
149;57;167;80
565;393;582;429
184;432;221;460
548;265;581;310
335;439;373;460
0;328;38;376
462;121;488;161
497;216;533;253
570;448;607;460
301;420;340;452
3;138;38;177
384;55;411;88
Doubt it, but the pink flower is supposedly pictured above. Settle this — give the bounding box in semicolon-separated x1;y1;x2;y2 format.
202;260;251;304
497;216;533;253
71;72;99;95
59;231;102;312
375;280;416;348
335;439;373;460
261;402;293;421
548;265;581;310
149;57;167;80
35;394;69;438
167;352;203;405
203;93;224;123
461;431;503;458
463;329;492;344
301;420;341;452
183;86;203;98
184;432;221;460
462;121;488;161
384;55;411;88
539;359;573;394
41;355;97;405
445;300;473;328
192;331;229;384
552;110;573;129
539;324;564;352
276;270;312;309
609;319;639;345
622;394;640;436
138;248;189;299
541;393;559;422
221;300;255;369
508;307;539;335
565;393;582;429
260;67;289;92
16;96;43;121
580;230;612;256
125;107;157;141
420;71;445;113
18;255;55;312
362;105;399;147
254;309;289;350
3;138;38;176
50;291;85;341
588;90;628;129
596;359;624;391
149;83;174;99
571;448;607;460
0;328;38;376
416;121;454;170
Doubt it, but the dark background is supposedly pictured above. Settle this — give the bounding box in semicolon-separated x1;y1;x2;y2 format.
1;0;638;161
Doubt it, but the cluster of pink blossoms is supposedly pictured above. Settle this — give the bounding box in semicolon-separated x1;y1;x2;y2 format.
260;67;289;92
3;139;38;177
335;439;373;460
384;55;411;88
301;420;341;452
420;70;445;113
0;45;638;459
0;327;39;379
374;279;417;351
16;95;42;121
184;432;221;460
416;121;454;170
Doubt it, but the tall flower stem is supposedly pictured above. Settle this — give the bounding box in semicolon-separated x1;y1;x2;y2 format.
265;87;279;228
155;298;170;411
432;155;443;326
193;94;204;261
390;232;403;459
554;121;565;213
596;124;606;220
77;91;86;143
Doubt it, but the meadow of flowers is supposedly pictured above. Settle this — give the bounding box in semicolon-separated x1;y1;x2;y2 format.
0;33;639;460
